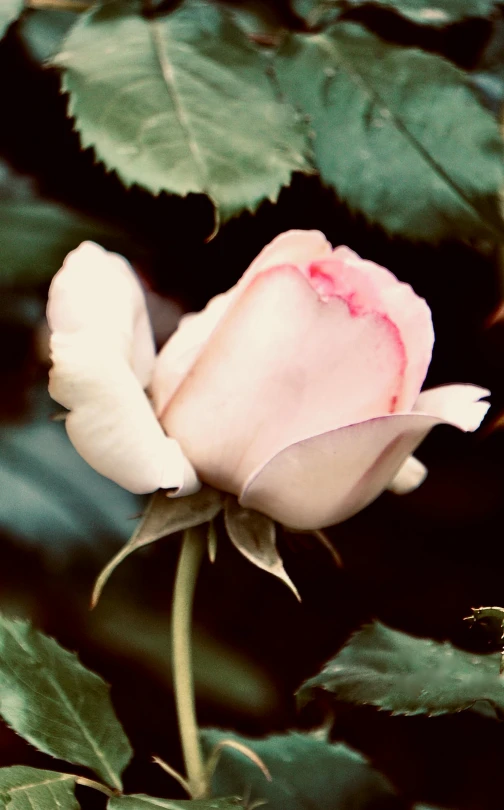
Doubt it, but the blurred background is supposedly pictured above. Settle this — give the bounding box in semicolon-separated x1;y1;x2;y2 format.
2;2;504;809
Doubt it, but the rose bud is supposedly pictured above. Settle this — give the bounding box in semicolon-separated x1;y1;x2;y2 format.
47;233;489;531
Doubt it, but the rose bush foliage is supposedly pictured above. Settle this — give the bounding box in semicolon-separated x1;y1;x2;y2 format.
46;231;489;530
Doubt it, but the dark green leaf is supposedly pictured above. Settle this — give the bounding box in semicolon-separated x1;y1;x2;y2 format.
0;0;23;41
341;0;498;26
19;10;78;64
276;22;504;240
0;616;132;789
108;795;243;810
298;621;504;716
0;389;143;555
0;200;138;286
92;486;223;607
0;768;78;810
201;730;396;809
55;0;311;222
224;496;299;599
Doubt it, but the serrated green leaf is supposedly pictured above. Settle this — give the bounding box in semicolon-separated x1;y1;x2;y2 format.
276;22;504;241
0;768;78;810
0;0;23;41
0;200;136;286
92;486;223;607
108;795;243;810
341;0;498;26
0;616;132;789
55;0;311;222
224;497;299;599
201;730;396;810
298;621;504;717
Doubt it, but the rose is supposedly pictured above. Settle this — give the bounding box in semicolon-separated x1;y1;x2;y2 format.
47;232;489;531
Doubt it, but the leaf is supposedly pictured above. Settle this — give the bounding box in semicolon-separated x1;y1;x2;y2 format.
201;730;396;810
55;0;311;222
297;621;504;717
0;616;132;789
223;497;300;600
19;9;78;64
0;768;79;810
0;200;136;286
108;795;243;810
92;486;223;607
0;0;23;41
341;0;498;26
275;21;504;241
0;388;143;556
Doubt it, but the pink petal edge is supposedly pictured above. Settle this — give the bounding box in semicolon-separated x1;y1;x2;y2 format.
239;385;489;530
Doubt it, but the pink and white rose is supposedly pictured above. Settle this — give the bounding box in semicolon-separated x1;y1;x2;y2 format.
47;232;490;531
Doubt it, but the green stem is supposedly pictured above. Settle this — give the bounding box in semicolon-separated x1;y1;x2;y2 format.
172;527;207;799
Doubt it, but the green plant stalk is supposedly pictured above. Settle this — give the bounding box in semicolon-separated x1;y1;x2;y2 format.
172;526;207;798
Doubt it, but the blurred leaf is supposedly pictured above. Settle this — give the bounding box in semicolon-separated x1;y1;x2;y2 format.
224;497;300;599
0;0;23;41
88;595;278;716
0;615;132;789
339;0;499;26
276;21;504;241
19;9;79;64
290;0;341;26
0;768;79;810
470;17;504;115
109;796;243;809
0;200;135;286
0;389;143;554
201;730;396;809
55;0;311;223
92;486;223;607
298;621;504;716
413;806;449;810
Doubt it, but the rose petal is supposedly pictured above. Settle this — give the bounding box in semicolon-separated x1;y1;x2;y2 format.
306;247;434;411
242;229;332;281
239;386;490;530
47;242;199;495
414;384;491;430
162;264;406;494
387;455;427;495
152;292;231;416
49;334;199;495
47;241;155;388
151;230;332;416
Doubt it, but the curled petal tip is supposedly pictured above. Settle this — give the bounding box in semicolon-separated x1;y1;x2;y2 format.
388;455;427;495
415;384;490;433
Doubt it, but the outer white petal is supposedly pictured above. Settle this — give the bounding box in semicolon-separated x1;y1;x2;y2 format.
387;455;427;495
414;384;491;430
152;230;332;416
47;241;155;388
47;242;199;496
239;386;489;530
50;334;199;495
